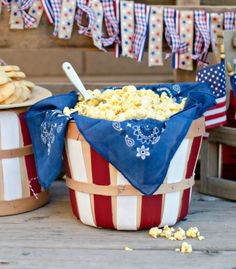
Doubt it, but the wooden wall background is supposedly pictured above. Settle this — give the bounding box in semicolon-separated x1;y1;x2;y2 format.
0;0;236;92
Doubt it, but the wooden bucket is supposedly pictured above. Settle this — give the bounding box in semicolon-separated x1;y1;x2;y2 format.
64;118;204;230
0;108;49;216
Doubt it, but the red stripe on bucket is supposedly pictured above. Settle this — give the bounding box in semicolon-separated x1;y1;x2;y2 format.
90;147;114;229
178;136;202;221
63;151;72;178
185;136;202;179
19;112;41;195
139;194;163;229
178;188;191;221
69;188;80;219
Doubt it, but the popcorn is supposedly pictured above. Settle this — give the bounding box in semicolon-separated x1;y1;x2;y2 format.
186;227;200;238
160;225;173;239
148;226;204;255
124;246;133;251
70;85;186;121
198;235;205;241
174;227;186;241
180;242;192;254
149;227;162;238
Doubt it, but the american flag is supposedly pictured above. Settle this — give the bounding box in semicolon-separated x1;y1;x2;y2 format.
196;59;227;130
229;71;236;98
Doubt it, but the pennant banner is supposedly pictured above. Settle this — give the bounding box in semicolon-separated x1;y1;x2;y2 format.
90;0;104;50
120;0;135;59
208;13;223;60
174;10;194;70
102;0;120;47
76;0;95;37
114;0;121;58
224;11;235;30
148;6;163;66
164;8;189;68
132;3;149;62
27;0;44;29
193;10;210;66
58;0;76;39
41;0;54;24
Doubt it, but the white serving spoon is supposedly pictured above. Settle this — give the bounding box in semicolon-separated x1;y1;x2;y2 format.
62;62;92;101
62;62;105;106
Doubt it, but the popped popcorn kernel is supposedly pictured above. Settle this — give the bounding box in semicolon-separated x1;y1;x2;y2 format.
198;235;205;241
180;242;192;254
168;237;176;241
174;227;186;241
175;248;180;252
160;225;173;239
63;106;71;116
186;227;199;238
124;246;133;251
149;227;162;238
71;85;186;121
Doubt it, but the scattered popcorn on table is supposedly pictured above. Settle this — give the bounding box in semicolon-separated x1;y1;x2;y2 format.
124;246;133;251
180;242;193;254
149;227;162;238
148;226;205;254
160;225;173;239
66;85;187;121
174;227;186;241
198;235;205;241
186;227;200;238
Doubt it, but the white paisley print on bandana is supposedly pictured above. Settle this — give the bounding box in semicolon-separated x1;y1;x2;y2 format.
112;119;166;161
40;110;66;155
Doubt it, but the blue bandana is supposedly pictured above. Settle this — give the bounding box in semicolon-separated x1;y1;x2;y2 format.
25;82;215;195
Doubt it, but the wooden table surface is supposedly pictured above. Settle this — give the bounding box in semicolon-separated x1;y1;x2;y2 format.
0;181;236;269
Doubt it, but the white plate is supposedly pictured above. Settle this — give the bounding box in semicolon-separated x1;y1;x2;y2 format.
0;86;52;109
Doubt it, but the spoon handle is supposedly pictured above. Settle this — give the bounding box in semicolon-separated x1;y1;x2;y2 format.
62;62;91;101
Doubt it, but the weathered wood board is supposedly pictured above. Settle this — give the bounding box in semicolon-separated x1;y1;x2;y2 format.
0;181;236;269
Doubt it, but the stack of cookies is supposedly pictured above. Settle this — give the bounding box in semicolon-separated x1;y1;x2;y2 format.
0;65;35;105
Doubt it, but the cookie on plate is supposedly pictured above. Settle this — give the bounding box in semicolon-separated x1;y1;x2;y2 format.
0;65;20;72
6;71;26;79
0;82;15;102
0;70;11;85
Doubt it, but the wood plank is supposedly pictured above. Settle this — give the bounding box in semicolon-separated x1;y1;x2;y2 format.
30;74;174;94
0;248;236;269
0;49;84;76
203;176;236;200
0;181;236;269
208;127;236;147
84;52;172;76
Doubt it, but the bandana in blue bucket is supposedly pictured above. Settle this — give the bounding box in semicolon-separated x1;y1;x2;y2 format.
25;82;215;195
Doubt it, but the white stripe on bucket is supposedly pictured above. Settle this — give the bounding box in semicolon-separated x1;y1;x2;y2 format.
66;139;96;227
159;138;190;227
0;112;22;200
116;172;138;230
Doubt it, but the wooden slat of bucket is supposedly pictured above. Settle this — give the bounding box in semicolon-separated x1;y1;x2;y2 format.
65;138;96;227
0;190;49;216
0;112;22;200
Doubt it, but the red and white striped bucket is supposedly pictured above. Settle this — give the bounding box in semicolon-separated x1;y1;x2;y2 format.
64;118;204;230
0;108;49;216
